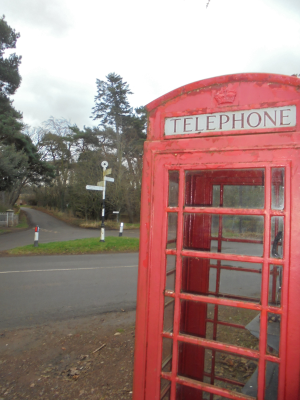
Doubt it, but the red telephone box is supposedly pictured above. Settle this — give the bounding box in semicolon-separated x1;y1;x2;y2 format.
133;73;300;400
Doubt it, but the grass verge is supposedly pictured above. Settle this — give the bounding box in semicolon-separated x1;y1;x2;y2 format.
79;220;140;230
4;236;140;256
16;210;29;229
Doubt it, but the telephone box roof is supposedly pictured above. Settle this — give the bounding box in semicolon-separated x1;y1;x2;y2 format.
146;73;300;113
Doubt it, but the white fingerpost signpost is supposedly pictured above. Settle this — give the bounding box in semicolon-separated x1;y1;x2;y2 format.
85;161;114;242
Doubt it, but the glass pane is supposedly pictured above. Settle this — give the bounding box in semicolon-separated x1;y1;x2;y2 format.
182;257;262;303
162;338;173;372
181;257;214;296
167;213;177;249
211;215;219;237
244;313;262;347
180;300;213;340
204;348;213;373
215;353;258;394
163;297;174;333
185;169;264;208
183;213;264;257
161;378;171;399
176;385;233;400
223;185;264;209
213;185;220;206
217;305;260;350
265;362;279;400
218;260;262;302
166;255;176;291
269;265;283;307
221;215;264;256
180;300;259;350
176;384;208;400
267;313;280;357
178;342;210;382
169;171;179;207
177;342;258;395
270;216;284;259
218;318;260;354
272;168;284;210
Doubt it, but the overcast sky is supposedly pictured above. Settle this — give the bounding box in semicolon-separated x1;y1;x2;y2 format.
2;0;300;129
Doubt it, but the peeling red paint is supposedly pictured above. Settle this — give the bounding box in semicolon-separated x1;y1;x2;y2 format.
133;73;300;400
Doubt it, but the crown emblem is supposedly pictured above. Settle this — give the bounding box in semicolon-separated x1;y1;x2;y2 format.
214;87;237;105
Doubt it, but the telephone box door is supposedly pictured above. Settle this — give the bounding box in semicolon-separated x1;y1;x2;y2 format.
133;74;300;400
141;153;290;400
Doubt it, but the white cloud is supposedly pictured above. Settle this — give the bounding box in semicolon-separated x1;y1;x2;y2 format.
2;0;71;35
14;72;94;128
2;0;300;128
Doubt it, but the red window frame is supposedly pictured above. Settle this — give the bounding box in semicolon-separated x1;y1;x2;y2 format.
157;161;290;400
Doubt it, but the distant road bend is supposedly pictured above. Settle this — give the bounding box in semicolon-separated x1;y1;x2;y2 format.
0;207;139;251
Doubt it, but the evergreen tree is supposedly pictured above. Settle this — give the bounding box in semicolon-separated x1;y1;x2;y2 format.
91;73;134;215
92;73;132;167
91;72;132;134
0;15;22;98
0;144;28;191
0;15;23;146
0;16;54;205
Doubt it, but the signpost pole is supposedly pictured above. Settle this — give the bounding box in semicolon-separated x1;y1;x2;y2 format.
85;160;114;243
100;161;108;242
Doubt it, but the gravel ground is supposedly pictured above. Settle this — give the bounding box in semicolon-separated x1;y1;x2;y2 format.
0;311;136;400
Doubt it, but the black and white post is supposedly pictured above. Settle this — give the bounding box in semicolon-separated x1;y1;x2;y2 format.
34;226;39;247
99;161;108;242
85;160;114;242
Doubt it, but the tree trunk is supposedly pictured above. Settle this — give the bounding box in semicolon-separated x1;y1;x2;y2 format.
8;178;27;207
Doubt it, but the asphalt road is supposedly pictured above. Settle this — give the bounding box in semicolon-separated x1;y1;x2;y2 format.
0;209;266;331
0;207;139;251
0;208;139;331
0;253;139;331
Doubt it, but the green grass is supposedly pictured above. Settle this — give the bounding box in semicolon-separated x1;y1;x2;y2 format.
80;220;140;230
6;236;140;256
16;211;29;229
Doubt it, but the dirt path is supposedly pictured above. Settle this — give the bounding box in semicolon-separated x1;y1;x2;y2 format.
0;311;136;400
